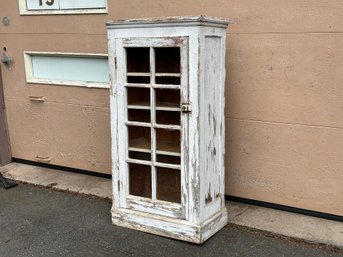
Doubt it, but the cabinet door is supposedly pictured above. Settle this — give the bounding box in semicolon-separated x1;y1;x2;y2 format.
114;37;189;219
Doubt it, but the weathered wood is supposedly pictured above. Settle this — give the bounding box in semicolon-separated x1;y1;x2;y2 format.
0;66;11;166
107;16;229;244
199;34;227;221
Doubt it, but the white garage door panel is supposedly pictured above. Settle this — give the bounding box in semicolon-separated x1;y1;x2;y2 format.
6;99;112;174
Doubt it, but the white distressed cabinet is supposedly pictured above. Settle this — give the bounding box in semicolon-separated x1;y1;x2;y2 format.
107;16;229;244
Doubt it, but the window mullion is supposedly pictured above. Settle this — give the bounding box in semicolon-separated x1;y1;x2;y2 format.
150;47;157;201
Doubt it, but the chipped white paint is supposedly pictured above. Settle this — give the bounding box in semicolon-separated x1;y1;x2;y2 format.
107;16;229;244
199;32;227;222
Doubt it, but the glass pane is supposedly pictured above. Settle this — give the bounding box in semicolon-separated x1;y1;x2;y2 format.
129;151;151;162
155;89;180;109
156;168;181;203
155;47;180;73
128;109;150;123
156;111;180;126
31;55;109;83
128;126;151;151
129;164;152;198
127;88;150;107
156;129;180;154
155;76;180;85
126;48;150;73
156;155;180;165
127;76;150;84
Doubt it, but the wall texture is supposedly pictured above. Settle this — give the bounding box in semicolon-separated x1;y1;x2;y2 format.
0;0;342;216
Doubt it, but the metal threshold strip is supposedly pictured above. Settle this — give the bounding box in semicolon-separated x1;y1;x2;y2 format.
226;195;343;223
11;158;112;180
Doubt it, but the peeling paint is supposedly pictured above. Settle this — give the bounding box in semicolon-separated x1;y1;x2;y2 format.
108;16;228;243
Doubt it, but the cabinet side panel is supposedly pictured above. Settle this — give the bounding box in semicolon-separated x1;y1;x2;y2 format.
200;35;226;222
108;33;119;208
187;33;202;224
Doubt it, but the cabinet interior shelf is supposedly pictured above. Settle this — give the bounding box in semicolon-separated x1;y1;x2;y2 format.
127;72;181;78
128;147;151;153
154;124;181;130
128;148;181;157
127;159;181;170
126;121;151;127
156;106;181;112
126;84;180;89
156;150;181;157
127;72;151;77
128;102;181;111
126;122;180;130
156;73;181;77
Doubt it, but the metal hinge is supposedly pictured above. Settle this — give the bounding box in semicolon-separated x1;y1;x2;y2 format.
181;102;192;113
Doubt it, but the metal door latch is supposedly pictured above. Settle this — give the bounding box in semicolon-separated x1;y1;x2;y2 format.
1;51;11;69
181;102;192;113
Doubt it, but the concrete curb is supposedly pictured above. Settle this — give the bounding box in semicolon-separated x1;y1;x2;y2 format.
1;162;342;249
0;162;112;199
227;202;343;249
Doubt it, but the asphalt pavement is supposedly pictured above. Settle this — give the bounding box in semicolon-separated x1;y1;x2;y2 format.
0;183;341;257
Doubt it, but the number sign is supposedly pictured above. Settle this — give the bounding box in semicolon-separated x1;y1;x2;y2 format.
26;0;58;10
26;0;106;11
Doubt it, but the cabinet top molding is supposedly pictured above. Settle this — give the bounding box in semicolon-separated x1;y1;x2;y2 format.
106;16;229;29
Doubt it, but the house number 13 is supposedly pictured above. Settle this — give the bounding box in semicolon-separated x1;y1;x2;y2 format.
39;0;54;6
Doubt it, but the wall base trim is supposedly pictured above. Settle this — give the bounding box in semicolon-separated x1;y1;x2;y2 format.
12;158;112;179
226;195;343;222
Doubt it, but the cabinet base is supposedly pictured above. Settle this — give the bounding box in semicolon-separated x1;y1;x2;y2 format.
111;207;228;244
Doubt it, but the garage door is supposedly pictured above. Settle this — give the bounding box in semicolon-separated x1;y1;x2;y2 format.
0;1;111;174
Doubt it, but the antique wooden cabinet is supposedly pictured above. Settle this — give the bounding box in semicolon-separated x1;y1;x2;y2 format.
107;16;229;243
